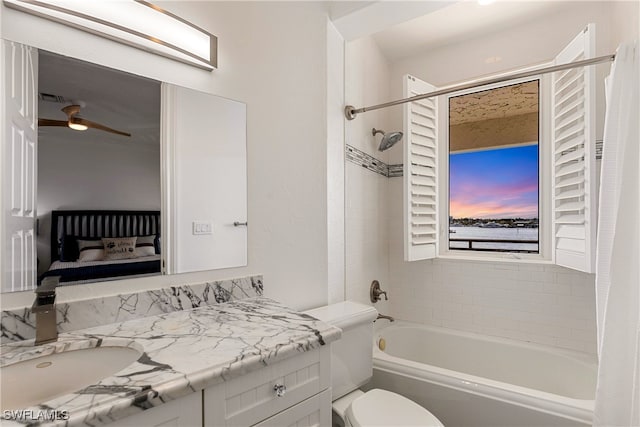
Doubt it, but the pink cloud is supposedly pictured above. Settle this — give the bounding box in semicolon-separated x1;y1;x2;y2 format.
450;179;538;219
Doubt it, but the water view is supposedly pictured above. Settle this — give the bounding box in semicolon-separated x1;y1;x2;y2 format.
449;225;539;252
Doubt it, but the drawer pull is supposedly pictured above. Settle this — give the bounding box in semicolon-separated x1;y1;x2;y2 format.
273;384;287;397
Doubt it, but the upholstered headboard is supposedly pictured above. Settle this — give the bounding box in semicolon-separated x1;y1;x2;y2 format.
50;210;161;262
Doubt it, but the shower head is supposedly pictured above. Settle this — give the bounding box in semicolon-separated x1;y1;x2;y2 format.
372;128;403;152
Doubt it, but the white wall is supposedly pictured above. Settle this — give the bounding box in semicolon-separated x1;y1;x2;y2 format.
344;37;392;312
345;36;393;160
37;139;161;273
326;21;346;304
610;1;640;49
1;1;331;311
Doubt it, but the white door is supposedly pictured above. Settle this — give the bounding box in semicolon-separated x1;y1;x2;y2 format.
2;40;38;292
161;83;247;274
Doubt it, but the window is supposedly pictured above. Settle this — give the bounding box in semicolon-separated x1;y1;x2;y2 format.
403;25;597;273
448;80;540;254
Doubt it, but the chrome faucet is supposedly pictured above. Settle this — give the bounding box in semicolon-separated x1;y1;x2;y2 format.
32;276;60;345
370;280;388;303
375;313;395;322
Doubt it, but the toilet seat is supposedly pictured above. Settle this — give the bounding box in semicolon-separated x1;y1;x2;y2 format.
345;389;444;427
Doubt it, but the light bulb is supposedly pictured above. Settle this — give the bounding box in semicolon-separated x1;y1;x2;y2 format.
68;122;88;131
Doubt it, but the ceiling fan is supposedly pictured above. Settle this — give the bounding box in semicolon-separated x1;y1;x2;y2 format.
38;104;131;137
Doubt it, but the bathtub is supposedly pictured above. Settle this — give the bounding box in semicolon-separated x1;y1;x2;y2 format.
367;323;597;427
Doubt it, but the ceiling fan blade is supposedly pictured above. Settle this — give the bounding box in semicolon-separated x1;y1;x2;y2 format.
38;118;69;127
76;118;131;137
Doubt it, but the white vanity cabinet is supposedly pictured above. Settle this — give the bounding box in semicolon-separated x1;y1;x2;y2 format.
108;346;331;427
108;391;202;427
203;346;331;427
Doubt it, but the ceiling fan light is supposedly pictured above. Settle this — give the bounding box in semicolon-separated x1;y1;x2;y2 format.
68;122;88;131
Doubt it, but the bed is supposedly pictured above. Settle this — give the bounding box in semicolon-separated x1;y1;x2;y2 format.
39;210;162;285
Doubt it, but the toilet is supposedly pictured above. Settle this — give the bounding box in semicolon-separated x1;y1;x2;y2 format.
304;301;444;427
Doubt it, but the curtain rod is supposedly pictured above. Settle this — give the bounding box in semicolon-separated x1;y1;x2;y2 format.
344;53;616;120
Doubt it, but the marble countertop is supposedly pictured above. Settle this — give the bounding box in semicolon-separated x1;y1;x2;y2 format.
0;297;341;426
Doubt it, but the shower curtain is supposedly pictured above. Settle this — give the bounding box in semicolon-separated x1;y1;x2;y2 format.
594;41;639;427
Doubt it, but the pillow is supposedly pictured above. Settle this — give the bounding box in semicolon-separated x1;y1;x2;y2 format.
154;235;161;254
58;236;80;262
103;237;138;260
60;236;103;261
59;235;79;261
77;239;105;262
135;235;156;257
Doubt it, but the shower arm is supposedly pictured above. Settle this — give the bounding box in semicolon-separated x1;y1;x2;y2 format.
344;54;615;120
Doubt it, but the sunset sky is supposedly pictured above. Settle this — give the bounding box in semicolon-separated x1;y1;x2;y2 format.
449;144;539;219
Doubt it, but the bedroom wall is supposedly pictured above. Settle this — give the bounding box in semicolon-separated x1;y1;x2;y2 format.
36;138;161;274
0;1;334;311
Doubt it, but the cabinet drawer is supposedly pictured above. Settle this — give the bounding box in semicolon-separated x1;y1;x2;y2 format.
253;388;331;427
204;346;330;427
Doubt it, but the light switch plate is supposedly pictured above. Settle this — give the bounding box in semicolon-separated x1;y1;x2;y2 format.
192;221;212;235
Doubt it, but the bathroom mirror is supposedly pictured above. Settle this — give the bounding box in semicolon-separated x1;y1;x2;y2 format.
1;40;248;293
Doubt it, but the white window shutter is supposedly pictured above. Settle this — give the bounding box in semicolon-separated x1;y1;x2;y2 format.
552;24;597;273
404;74;438;261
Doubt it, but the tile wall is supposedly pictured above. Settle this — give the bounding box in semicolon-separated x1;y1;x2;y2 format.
387;257;597;354
345;159;391;314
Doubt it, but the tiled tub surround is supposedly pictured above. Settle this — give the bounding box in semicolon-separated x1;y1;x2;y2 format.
388;259;597;354
0;297;341;427
1;275;263;343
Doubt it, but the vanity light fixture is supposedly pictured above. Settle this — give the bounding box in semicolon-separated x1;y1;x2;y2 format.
3;0;218;70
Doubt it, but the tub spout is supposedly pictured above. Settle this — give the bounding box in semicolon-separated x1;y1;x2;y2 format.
376;313;395;322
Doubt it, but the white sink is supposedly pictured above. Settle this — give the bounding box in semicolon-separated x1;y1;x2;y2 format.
1;343;143;411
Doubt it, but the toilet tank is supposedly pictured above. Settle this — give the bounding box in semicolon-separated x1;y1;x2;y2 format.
304;301;378;399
